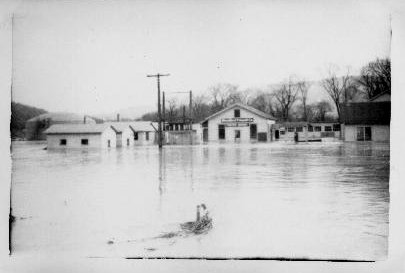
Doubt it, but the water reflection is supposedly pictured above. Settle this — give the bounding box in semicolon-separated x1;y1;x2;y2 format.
11;141;389;260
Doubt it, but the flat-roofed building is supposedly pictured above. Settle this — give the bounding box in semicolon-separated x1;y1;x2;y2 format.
200;103;276;143
44;124;117;149
272;122;341;141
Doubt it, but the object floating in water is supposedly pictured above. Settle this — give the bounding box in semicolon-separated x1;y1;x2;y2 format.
180;204;213;234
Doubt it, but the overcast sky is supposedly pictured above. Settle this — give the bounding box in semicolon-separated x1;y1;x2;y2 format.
11;0;391;115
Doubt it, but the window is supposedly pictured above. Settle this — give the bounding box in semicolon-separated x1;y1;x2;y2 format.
134;132;138;140
107;140;111;147
218;125;225;139
357;126;372;141
280;130;286;135
308;125;313;132
127;138;130;146
81;139;89;145
315;126;322;132
145;132;150;141
296;127;303;132
59;139;67;146
287;127;295;132
324;126;332;132
234;109;240;118
235;130;241;139
333;124;341;131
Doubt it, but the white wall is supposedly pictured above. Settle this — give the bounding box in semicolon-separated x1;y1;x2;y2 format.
134;131;156;145
206;107;274;143
119;128;134;147
344;125;390;142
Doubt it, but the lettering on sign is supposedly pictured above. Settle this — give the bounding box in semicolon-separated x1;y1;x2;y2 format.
220;117;254;127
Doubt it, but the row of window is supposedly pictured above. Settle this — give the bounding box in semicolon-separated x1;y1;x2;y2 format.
133;132;150;141
60;139;88;145
282;124;341;133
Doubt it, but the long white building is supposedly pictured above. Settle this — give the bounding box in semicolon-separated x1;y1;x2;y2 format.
200;103;276;143
45;124;117;149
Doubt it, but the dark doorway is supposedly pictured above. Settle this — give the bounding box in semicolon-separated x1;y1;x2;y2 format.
203;128;208;142
275;130;280;139
250;124;257;139
218;125;225;140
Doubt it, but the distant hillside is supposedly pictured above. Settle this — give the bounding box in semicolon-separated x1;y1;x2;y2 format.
11;102;47;139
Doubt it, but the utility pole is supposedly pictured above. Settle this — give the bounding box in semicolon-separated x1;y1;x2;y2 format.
189;90;193;131
147;73;170;149
162;91;166;131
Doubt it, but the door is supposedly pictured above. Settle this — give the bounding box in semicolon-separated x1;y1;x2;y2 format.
275;130;280;139
234;130;241;142
250;124;257;139
203;128;208;142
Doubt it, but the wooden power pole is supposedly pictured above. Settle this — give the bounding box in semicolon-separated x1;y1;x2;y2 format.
147;73;170;149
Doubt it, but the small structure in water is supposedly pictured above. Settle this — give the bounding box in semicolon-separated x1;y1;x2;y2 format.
180;204;212;234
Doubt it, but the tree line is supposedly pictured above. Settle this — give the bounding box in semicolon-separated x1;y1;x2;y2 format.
141;58;390;123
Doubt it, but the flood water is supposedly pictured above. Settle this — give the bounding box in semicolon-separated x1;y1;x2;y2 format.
11;141;390;260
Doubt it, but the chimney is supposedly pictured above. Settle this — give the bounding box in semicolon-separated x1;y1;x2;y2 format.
83;115;87;124
117;113;120;122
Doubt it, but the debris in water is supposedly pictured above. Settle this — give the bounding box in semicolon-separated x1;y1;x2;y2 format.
145;247;157;252
180;204;213;235
107;240;114;244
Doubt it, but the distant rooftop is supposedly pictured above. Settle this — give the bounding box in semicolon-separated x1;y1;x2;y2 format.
106;121;157;132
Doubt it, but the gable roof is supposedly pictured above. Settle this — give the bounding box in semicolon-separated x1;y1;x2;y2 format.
201;103;276;124
105;121;157;132
340;101;391;125
106;122;134;133
44;124;116;135
129;121;158;132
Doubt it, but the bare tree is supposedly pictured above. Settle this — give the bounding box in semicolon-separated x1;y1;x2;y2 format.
167;98;178;121
297;81;310;121
322;68;353;122
312;100;332;122
358;58;391;99
272;78;299;121
208;83;239;111
192;94;211;122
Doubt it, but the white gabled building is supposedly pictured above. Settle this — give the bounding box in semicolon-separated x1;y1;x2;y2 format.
200;103;276;143
44;124;118;149
130;121;157;145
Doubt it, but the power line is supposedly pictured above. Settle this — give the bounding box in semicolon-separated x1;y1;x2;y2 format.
147;73;170;149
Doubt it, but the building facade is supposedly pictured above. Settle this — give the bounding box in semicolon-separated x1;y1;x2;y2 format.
201;103;276;143
341;100;390;142
45;124;117;149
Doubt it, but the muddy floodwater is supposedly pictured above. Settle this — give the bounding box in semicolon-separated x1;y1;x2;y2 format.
10;141;390;260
